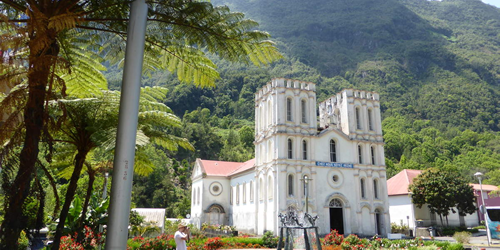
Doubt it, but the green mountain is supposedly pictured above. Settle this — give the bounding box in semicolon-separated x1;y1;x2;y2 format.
115;0;500;183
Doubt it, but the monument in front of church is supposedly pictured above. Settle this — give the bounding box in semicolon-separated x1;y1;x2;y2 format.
190;78;390;237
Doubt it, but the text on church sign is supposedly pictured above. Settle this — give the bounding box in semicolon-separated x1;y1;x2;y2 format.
316;161;354;168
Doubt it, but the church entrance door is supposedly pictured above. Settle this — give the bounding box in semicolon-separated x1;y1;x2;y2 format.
329;198;344;234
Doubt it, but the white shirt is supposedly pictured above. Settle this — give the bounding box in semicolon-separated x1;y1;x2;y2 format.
174;230;187;250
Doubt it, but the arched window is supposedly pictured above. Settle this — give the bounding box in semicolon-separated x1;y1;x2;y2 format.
368;109;374;131
329;198;342;208
243;182;247;203
260;144;264;165
373;179;379;199
356;107;361;130
330;139;337;162
371;146;376;165
268;176;273;199
250;181;254;202
236;184;240;204
259;178;264;200
288;174;294;197
358;145;363;164
288;138;293;159
286;97;292;121
267;140;273;162
302;140;308;160
268;100;272;126
360;178;366;198
301;99;307;123
230;186;233;205
197;187;200;205
193;189;196;205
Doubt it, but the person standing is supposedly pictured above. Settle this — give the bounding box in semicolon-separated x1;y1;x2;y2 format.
174;223;190;250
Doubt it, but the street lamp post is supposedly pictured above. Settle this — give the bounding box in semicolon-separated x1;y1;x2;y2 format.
475;172;491;246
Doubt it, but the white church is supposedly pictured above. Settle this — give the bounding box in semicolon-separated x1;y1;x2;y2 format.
190;78;390;237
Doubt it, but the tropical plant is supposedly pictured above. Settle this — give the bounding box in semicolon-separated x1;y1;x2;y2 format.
48;87;193;246
0;1;281;248
130;221;161;238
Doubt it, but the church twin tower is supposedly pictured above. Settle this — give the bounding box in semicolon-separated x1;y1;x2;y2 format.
191;78;390;237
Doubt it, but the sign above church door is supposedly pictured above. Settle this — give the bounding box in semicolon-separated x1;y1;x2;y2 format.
316;161;354;168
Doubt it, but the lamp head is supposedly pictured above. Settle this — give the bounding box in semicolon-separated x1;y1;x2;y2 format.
474;172;483;179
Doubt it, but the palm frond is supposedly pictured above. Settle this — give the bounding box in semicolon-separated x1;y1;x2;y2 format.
133;149;155;176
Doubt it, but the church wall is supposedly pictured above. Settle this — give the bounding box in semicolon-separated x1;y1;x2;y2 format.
230;172;257;234
192;176;231;227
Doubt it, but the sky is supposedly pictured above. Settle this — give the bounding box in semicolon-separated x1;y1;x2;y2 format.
482;0;500;8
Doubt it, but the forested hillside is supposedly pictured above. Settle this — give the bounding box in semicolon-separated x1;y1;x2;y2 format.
106;0;500;202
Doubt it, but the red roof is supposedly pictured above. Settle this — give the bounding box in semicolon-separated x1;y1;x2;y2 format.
197;159;255;177
387;169;499;196
387;169;422;196
470;183;498;192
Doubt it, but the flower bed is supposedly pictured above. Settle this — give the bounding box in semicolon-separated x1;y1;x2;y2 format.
123;230;464;250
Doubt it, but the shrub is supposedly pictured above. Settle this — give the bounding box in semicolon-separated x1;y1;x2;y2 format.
262;231;278;248
340;234;367;249
204;237;224;250
323;229;344;246
222;236;263;246
59;236;84;250
391;221;409;234
453;231;471;244
127;234;175;250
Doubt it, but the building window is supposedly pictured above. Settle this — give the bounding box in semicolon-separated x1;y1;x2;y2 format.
356;107;361;130
267;140;272;162
193;189;196;205
288;139;293;159
236;184;240;204
371;146;376;165
330;139;337;162
301;99;307;123
259;178;264;200
302;140;308;160
197;187;200;205
360;178;366;198
268;100;272;126
288;174;294;197
286;97;292;121
243;183;246;203
374;179;379;199
268;176;273;199
368;109;374;131
358;145;363;164
230;187;233;205
250;181;254;201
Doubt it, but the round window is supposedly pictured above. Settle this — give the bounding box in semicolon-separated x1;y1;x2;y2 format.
327;170;343;188
332;175;339;182
209;182;223;196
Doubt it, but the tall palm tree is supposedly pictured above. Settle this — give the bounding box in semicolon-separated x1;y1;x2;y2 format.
48;87;192;247
0;1;281;248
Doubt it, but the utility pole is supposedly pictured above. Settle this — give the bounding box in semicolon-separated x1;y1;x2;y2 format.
105;0;148;249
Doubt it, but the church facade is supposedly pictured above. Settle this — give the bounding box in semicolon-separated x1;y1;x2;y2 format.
190;78;390;237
